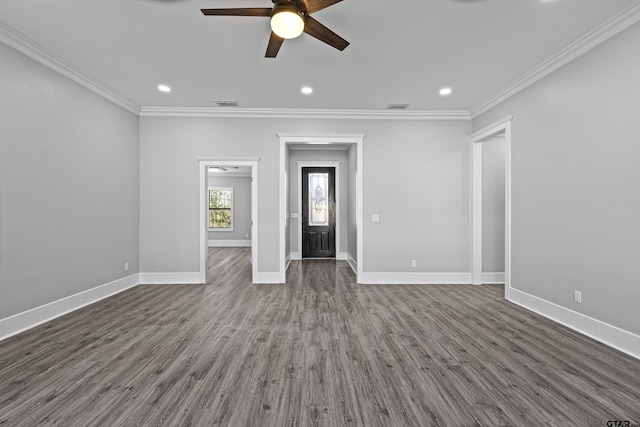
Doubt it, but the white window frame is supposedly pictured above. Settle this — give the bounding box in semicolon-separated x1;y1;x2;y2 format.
208;186;234;231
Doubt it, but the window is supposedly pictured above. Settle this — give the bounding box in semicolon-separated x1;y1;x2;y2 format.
308;172;329;226
209;187;233;230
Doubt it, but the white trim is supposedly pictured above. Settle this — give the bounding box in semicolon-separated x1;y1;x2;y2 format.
510;288;640;361
471;3;640;118
140;107;470;120
0;20;139;114
208;240;251;247
336;252;348;261
347;255;358;275
470;117;513;300
297;161;342;260
139;272;202;284
253;272;285;284
0;274;140;342
198;158;259;284
279;140;288;283
279;134;365;284
355;138;364;284
469;116;514;143
290;252;302;261
358;272;472;285
482;272;505;284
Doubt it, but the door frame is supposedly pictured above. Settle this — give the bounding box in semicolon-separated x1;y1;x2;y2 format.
469;116;512;299
197;157;259;284
297;161;341;259
279;133;364;283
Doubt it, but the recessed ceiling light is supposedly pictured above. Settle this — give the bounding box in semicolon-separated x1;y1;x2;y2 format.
158;84;171;93
439;87;452;96
301;86;313;95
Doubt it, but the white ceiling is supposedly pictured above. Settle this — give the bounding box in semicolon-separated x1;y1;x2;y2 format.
0;0;637;112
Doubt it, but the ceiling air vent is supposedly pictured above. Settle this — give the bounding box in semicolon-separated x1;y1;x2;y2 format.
215;100;239;107
387;104;409;110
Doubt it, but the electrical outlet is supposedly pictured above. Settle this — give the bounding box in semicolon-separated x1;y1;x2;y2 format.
574;290;582;304
124;262;129;272
411;259;416;268
371;214;380;222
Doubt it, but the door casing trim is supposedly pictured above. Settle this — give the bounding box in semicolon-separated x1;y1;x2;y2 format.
469;116;512;299
278;133;365;283
197;158;259;284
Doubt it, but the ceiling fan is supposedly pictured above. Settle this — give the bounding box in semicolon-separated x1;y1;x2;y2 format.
201;0;349;58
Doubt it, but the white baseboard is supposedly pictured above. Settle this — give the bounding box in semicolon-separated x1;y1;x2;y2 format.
208;240;251;247
290;252;302;261
347;255;357;275
139;272;203;284
482;272;505;284
358;272;472;285
510;288;640;360
285;255;291;272
0;273;140;342
253;271;285;284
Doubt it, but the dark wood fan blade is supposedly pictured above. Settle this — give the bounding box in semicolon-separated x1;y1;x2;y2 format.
201;8;272;17
303;16;349;51
265;32;285;58
298;0;342;14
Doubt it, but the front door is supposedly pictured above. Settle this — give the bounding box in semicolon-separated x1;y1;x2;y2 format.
302;167;336;258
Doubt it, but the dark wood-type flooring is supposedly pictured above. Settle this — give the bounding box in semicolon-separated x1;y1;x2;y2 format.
1;248;639;426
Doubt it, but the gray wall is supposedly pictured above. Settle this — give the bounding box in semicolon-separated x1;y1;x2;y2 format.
473;22;640;334
207;175;251;242
482;136;506;272
363;121;471;272
0;41;139;319
139;117;471;275
288;149;349;256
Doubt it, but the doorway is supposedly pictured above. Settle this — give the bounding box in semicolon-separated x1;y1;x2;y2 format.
198;158;259;284
278;133;364;283
470;117;512;299
302;167;336;258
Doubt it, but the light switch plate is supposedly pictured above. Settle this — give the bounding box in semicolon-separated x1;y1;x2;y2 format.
574;290;582;303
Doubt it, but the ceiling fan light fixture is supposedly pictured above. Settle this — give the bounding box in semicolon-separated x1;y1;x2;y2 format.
270;5;304;39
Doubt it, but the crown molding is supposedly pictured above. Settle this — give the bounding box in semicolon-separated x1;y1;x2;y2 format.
470;2;640;119
139;106;471;120
0;20;140;115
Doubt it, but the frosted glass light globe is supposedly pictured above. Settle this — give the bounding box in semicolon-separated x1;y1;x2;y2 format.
271;10;304;39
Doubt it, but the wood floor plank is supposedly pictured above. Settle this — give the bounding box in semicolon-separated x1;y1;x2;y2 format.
1;248;639;426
